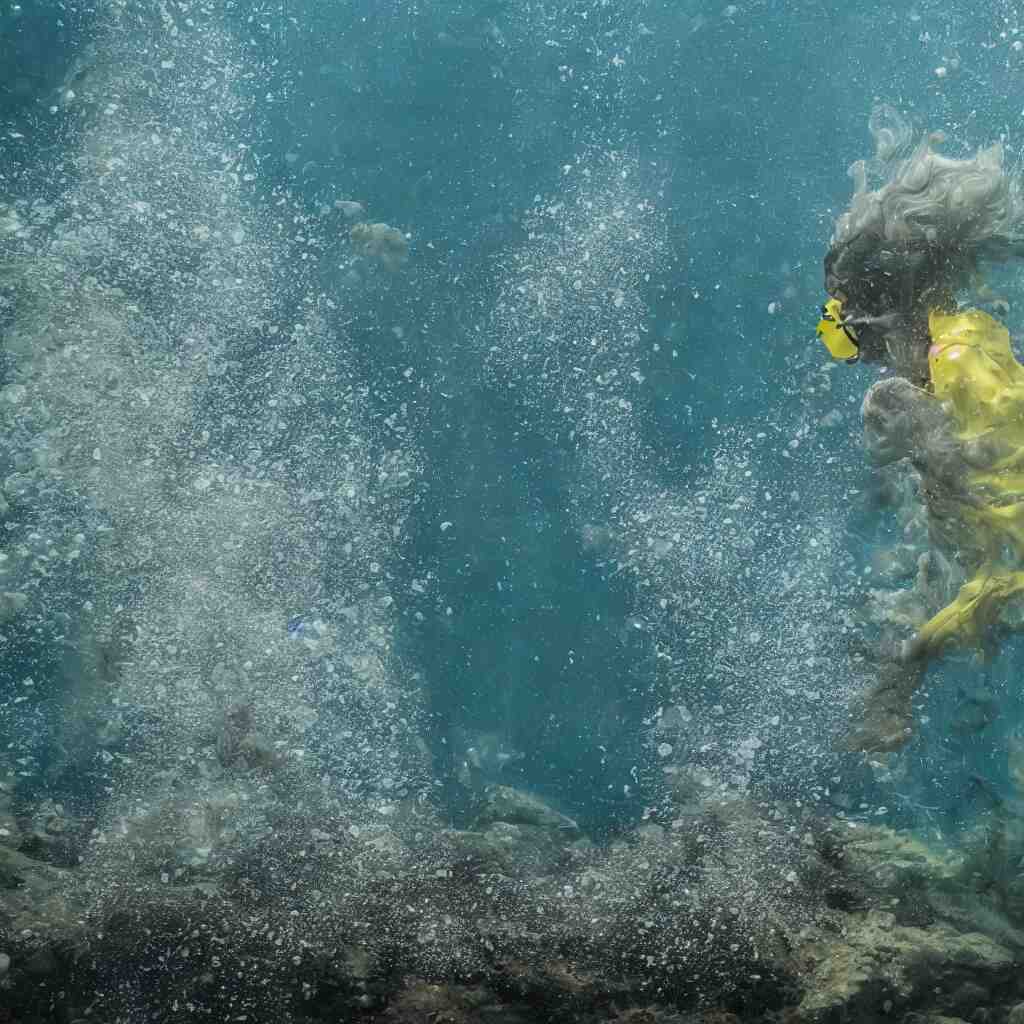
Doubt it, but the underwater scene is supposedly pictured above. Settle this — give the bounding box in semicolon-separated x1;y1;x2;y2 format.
11;0;1024;1021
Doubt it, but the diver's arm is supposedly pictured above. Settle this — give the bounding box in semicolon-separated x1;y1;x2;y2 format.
861;377;923;466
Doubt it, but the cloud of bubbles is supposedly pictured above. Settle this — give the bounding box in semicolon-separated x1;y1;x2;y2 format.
478;151;872;803
0;1;429;914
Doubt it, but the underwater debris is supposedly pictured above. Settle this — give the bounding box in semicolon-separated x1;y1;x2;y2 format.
350;221;410;271
19;799;85;868
452;729;525;792
0;204;21;237
465;734;524;774
0;590;27;623
215;702;280;771
471;784;581;835
334;198;366;220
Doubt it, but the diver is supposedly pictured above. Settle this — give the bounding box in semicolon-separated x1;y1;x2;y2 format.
817;106;1024;753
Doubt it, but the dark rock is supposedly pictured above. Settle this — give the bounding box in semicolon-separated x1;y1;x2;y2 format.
471;785;581;835
796;911;1014;1021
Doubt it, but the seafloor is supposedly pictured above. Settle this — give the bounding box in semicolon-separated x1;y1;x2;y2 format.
3;774;1024;1023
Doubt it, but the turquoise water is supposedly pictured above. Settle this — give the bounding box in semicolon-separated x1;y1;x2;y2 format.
2;0;1023;830
3;0;1024;981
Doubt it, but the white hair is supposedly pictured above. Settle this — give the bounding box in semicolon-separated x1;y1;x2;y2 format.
835;105;1024;262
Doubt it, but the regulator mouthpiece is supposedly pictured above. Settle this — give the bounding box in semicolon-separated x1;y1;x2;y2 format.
816;297;860;363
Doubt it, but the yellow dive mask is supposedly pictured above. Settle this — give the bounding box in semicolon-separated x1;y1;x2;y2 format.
816;297;860;363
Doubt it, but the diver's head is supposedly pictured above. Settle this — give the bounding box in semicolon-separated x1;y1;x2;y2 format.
820;235;952;376
819;105;1024;377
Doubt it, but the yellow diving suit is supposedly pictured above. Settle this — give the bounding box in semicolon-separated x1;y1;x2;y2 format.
906;309;1024;658
817;304;1024;661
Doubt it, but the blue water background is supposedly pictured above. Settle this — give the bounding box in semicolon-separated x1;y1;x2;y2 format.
3;0;1024;834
